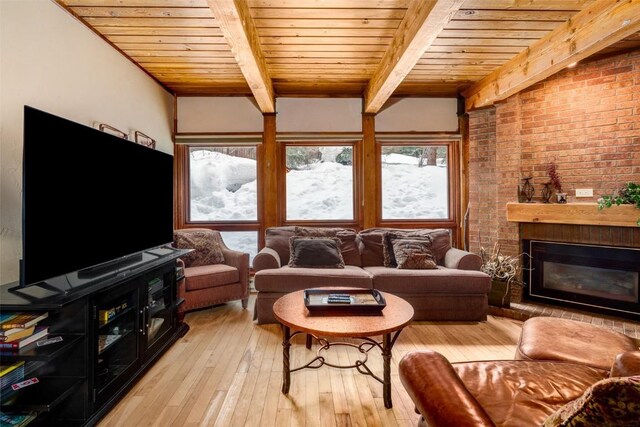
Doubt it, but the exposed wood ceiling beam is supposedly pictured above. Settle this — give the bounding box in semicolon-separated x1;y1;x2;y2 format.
363;0;465;113
207;0;274;113
463;0;640;111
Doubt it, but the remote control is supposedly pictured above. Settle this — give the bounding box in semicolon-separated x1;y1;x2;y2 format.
327;296;351;304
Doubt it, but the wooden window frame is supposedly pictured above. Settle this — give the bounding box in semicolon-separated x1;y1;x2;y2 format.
174;143;264;249
376;139;461;235
278;140;362;228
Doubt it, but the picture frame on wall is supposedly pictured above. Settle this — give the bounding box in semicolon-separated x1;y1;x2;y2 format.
133;131;156;149
94;122;128;140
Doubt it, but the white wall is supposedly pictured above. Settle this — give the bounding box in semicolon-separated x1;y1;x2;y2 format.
177;97;263;132
0;0;174;284
376;98;459;132
277;98;362;132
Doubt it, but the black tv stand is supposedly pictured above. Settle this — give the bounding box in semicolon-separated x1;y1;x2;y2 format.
77;253;143;279
0;250;189;426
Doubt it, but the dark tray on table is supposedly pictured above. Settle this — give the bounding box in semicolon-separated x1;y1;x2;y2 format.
303;289;386;316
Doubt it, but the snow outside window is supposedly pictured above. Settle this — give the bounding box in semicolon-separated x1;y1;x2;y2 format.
285;145;354;221
220;231;258;267
381;146;449;220
189;147;258;222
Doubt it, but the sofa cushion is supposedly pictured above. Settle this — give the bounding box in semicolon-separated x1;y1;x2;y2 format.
288;237;345;269
265;226;297;265
455;360;608;427
360;228;451;267
359;229;387;267
295;227;361;267
184;264;239;291
543;375;640;427
254;265;373;292
174;229;224;267
383;232;432;267
392;238;437;270
364;266;490;294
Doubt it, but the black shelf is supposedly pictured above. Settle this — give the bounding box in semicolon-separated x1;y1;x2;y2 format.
96;363;130;395
98;306;134;329
1;257;184;426
176;297;185;307
24;361;46;378
0;376;83;413
0;334;83;362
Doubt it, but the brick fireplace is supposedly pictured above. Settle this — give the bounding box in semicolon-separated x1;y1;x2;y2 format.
467;49;640;308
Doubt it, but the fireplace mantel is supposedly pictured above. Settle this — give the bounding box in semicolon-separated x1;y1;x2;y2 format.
506;202;639;227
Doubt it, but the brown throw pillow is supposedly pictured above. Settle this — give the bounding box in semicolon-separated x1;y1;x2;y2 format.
174;230;224;267
288;237;345;269
294;227;361;266
383;231;431;267
392;239;437;270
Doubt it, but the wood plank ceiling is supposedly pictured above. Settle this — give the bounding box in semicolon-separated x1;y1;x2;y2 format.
56;0;640;112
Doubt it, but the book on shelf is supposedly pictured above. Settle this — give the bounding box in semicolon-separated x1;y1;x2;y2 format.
0;361;25;378
0;313;17;324
0;312;48;330
0;326;49;350
0;411;37;427
0;361;25;390
0;327;35;343
99;301;128;322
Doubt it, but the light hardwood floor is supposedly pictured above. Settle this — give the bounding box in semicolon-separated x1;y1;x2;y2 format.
98;295;523;427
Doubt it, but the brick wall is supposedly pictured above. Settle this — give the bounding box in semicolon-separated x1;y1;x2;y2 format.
468;108;497;252
468;48;640;261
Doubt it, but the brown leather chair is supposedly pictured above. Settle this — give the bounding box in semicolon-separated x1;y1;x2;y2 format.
174;229;249;320
516;316;640;370
399;350;640;427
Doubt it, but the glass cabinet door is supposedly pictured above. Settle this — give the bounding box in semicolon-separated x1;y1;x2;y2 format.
95;284;139;404
144;274;173;352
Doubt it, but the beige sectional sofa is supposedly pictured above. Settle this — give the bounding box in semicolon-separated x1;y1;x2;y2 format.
253;226;491;324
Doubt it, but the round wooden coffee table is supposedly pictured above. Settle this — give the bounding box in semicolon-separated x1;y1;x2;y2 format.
273;289;414;409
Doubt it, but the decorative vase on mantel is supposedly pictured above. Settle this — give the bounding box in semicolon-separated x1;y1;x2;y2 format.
520;177;535;203
556;192;568;204
541;182;553;203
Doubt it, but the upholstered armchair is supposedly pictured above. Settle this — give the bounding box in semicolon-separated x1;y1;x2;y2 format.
174;229;249;320
399;349;640;427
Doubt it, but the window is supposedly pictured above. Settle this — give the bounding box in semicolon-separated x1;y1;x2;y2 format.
380;145;450;220
219;231;259;266
189;146;257;222
284;145;355;221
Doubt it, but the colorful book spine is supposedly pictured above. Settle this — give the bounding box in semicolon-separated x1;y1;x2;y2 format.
0;326;49;350
0;361;25;389
0;360;25;377
0;326;36;342
0;411;37;427
0;313;17;324
0;361;25;390
0;312;48;330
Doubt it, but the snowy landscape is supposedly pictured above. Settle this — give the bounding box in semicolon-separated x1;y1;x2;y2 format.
189;148;449;262
380;152;449;219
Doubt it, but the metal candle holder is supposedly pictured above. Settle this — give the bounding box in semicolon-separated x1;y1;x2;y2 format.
520;177;535;203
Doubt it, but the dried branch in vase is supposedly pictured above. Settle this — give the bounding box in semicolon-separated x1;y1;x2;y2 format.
546;161;563;193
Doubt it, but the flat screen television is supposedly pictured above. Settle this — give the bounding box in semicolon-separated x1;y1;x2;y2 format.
21;106;174;287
